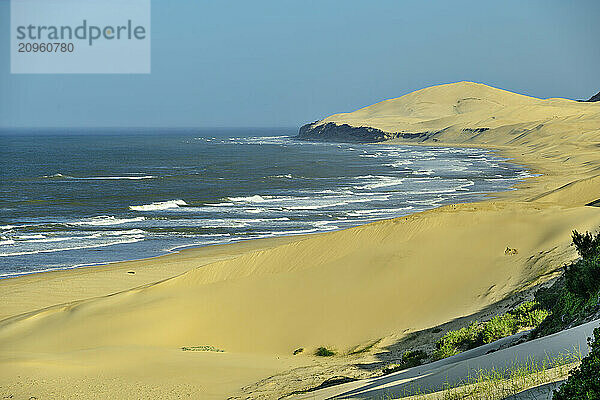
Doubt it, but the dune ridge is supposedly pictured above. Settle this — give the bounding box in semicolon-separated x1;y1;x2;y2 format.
1;82;600;399
315;81;599;136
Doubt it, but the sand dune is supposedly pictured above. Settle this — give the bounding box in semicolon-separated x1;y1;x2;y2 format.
1;82;599;399
320;82;600;137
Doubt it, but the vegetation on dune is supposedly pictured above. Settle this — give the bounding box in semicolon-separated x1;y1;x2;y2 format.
181;345;224;352
382;350;428;375
553;326;600;400
315;347;335;357
535;230;600;337
293;347;304;355
433;302;548;360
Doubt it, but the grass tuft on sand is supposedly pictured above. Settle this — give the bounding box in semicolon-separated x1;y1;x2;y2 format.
181;345;224;352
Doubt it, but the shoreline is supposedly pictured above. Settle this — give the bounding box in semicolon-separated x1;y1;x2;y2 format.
0;140;533;284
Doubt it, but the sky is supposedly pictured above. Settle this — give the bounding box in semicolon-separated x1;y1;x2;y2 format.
0;0;599;129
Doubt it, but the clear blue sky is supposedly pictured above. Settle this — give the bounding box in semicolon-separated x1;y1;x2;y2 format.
1;0;599;128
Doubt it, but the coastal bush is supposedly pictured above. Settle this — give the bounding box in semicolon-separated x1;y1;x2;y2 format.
434;322;483;359
553;326;600;400
315;347;335;357
571;230;600;259
534;229;600;337
434;302;548;360
481;315;517;344
382;350;428;375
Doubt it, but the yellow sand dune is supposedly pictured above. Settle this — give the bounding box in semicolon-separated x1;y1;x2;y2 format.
1;82;599;399
321;81;600;137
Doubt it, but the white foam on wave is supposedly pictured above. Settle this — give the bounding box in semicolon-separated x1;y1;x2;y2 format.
196;216;292;229
130;200;187;211
0;239;15;245
346;206;413;216
244;208;266;214
71;216;146;226
242;217;290;222
354;176;405;190
200;220;250;228
411;169;435;176
270;228;320;236
0;225;16;230
0;237;144;257
78;176;155;180
226;195;272;203
19;237;72;243
15;234;46;239
205;202;234;207
104;229;146;236
485;177;518;182
44;173;155;180
282;195;390;210
386;160;413;167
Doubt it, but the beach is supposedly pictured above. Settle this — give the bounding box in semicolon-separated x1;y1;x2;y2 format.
1;82;599;399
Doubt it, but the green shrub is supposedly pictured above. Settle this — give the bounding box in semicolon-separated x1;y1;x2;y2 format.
553;326;600;400
382;350;428;375
434;321;483;359
566;230;600;298
565;255;600;298
402;349;427;366
434;302;548;360
315;347;335;357
572;230;600;259
534;229;600;337
481;315;517;344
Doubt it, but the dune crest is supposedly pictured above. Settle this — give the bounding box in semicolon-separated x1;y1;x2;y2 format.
318;81;599;133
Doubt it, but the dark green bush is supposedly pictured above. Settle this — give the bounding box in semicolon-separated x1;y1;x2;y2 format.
382;350;428;374
565;255;600;298
535;229;600;337
572;230;600;259
401;349;427;366
315;347;335;357
553;326;600;400
566;230;600;298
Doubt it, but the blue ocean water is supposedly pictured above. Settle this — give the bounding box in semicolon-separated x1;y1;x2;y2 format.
0;129;533;277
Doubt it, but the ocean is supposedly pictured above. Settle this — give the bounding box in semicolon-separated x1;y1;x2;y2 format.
0;128;533;278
